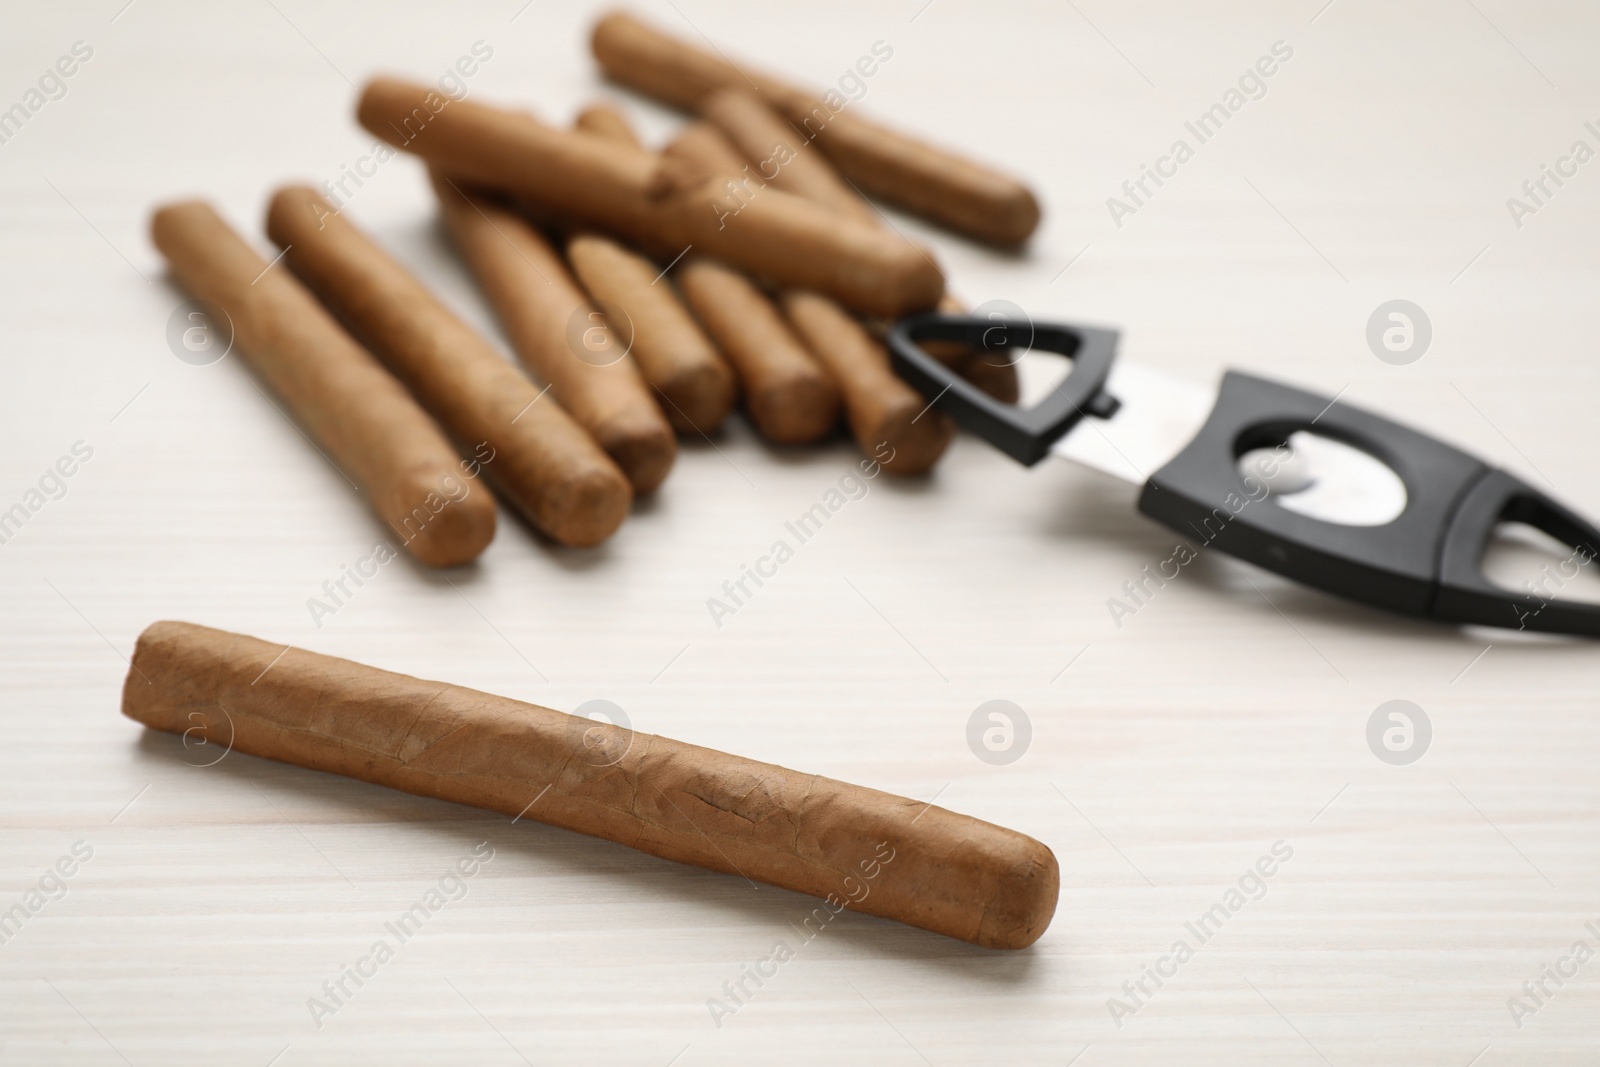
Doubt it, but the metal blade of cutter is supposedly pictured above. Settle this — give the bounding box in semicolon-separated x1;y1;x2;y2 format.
1047;360;1409;526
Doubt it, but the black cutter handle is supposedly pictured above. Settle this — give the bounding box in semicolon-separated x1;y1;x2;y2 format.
886;313;1119;466
1139;371;1600;636
888;313;1600;638
1435;469;1600;635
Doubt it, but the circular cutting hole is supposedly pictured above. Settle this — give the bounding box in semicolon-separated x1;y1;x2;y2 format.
1237;431;1407;526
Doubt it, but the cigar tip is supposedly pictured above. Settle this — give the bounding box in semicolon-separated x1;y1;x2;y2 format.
597;419;678;496
873;406;953;477
590;8;638;42
267;183;323;210
573;102;642;150
121;620;198;721
748;373;840;446
541;464;633;548
565;232;606;259
267;184;353;255
149;198;219;254
978;840;1061;950
133;618;188;650
656;361;737;436
356;76;432;142
385;474;499;567
994;187;1043;247
149;197;211;227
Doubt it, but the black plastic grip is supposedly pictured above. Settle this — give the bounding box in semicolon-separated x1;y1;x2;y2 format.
886;313;1119;466
1139;371;1600;635
1434;469;1600;634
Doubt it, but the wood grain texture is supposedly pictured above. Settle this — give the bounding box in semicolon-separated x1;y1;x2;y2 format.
1;1;1598;1064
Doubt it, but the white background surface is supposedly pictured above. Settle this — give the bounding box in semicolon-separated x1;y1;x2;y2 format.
2;1;1599;1063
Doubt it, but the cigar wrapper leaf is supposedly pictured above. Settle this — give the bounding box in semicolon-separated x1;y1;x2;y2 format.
150;199;497;567
355;77;943;319
266;185;633;548
122;620;1059;950
590;9;1041;245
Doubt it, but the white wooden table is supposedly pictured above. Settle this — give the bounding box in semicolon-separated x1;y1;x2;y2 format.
3;1;1598;1063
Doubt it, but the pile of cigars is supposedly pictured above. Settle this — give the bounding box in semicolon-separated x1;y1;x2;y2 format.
152;10;1041;564
132;13;1061;951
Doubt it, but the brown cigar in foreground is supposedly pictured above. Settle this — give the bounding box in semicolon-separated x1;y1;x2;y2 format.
591;10;1041;246
123;621;1059;950
266;186;631;548
355;78;943;318
430;172;677;494
150;201;496;567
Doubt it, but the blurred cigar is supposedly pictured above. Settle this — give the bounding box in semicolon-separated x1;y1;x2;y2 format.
668;118;947;472
574;102;641;147
430;172;676;494
565;234;736;436
125;620;1059;949
567;103;741;436
266;185;631;548
677;258;839;445
662;120;751;187
590;10;1040;246
700;87;877;228
149;201;497;567
697;90;1020;406
782;291;951;476
355;77;942;318
664;124;839;444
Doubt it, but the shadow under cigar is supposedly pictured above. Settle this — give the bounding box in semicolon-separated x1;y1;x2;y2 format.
132;729;1044;979
868;200;1041;265
449;501;622;574
749;430;852;467
731;425;951;502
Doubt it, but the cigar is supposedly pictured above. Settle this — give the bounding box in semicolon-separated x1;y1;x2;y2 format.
558;107;753;466
266;185;631;548
590;10;1041;246
124;620;1058;949
665;125;837;444
700;87;878;228
430;172;677;494
150;201;497;567
782;290;952;476
569;102;745;437
661;119;754;189
667;119;948;471
565;233;736;436
355;78;943;318
574;102;641;147
676;258;840;446
692;92;1021;406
